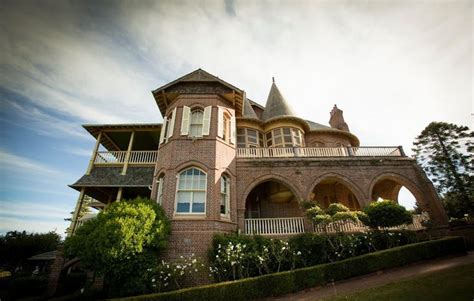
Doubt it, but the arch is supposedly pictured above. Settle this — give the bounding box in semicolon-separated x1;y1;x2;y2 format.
306;173;366;206
368;172;425;207
243;175;303;219
172;160;212;174
242;174;304;206
175;166;207;214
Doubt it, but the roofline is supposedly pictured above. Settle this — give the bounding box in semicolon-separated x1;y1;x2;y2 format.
152;68;243;94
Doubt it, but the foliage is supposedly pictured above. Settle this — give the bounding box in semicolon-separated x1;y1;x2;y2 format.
412;121;473;217
64;195;93;234
208;230;417;282
0;231;61;272
64;197;170;297
153;254;203;293
361;199;412;229
113;237;466;301
304;202;364;233
7;276;48;300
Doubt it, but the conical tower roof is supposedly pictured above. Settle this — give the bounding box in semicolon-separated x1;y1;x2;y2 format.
242;97;259;119
262;79;296;121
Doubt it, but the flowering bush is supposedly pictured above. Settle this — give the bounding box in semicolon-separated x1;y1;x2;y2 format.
152;254;203;292
209;230;418;282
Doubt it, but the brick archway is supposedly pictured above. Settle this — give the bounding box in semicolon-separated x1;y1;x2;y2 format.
242;174;304;206
368;172;447;225
306;173;367;208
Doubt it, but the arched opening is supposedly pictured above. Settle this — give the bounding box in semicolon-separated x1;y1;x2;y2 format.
371;178;419;211
245;180;302;218
310;177;361;210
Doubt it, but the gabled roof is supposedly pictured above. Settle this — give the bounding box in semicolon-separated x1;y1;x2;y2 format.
152;68;242;93
152;69;245;117
261;81;296;121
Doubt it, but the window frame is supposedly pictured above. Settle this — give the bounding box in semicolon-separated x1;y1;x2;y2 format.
174;167;207;215
156;174;164;205
189;108;204;138
236;127;264;148
220;174;230;218
266;127;304;147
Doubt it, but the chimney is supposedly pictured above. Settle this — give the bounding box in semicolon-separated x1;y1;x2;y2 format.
329;105;350;132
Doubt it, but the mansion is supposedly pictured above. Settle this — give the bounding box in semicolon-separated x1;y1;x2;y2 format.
69;69;448;259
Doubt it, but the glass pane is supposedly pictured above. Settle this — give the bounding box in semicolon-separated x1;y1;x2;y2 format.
192;202;205;213
193;191;205;203
274;136;283;145
199;176;206;190
247;129;257;138
283;128;291;135
177;203;190;212
179;174;187;189
237;128;245;135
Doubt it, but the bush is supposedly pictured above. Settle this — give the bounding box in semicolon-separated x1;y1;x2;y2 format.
362;200;412;229
8;276;48;299
208;230;419;282
113;237;466;301
64;197;170;297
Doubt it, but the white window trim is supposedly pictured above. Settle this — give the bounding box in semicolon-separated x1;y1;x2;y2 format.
181;106;191;136
156;175;164;205
174;168;207;215
220;175;230;218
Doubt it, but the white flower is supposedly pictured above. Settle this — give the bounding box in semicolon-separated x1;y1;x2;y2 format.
297;251;302;255
195;269;198;272
151;278;156;282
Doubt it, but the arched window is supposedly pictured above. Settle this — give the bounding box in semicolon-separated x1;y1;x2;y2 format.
190;109;204;137
176;168;207;213
220;175;230;216
156;174;164;205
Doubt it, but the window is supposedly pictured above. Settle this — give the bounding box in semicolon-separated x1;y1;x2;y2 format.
189;109;204;137
222;113;231;142
156;175;164;205
176;168;206;213
220;175;230;216
265;127;304;147
236;128;264;148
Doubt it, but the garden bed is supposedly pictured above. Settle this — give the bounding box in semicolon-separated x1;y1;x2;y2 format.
113;236;466;301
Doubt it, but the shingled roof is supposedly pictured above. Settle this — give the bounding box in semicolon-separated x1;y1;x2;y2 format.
261;81;296;121
242;97;259;119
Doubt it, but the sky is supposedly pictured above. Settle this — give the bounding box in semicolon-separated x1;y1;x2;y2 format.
0;0;472;236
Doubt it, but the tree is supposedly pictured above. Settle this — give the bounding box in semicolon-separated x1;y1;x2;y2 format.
64;197;170;297
0;231;61;272
412;122;473;218
64;195;93;234
360;199;412;229
304;202;364;233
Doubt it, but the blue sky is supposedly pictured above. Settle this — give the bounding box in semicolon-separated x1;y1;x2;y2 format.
0;0;472;236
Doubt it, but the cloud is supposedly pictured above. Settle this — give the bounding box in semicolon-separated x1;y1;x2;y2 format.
2;98;89;139
55;145;91;157
0;149;67;177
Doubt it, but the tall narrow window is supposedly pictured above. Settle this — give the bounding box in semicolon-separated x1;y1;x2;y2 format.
189;109;204;137
220;175;230;216
176;168;206;214
222;113;231;142
156;175;164;205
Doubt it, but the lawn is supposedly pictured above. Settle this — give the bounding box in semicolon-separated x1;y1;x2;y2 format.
324;263;474;301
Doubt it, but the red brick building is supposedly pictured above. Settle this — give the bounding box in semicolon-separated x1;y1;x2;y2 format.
69;69;448;260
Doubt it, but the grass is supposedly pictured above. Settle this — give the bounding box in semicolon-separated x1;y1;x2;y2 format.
324;263;474;301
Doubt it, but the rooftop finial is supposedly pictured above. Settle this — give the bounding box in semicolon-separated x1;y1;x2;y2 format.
272;77;275;83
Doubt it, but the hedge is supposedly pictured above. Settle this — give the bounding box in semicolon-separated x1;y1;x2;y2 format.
114;236;466;301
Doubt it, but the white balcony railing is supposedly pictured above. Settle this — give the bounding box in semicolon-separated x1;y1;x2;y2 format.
244;215;425;236
94;150;158;164
237;146;404;159
244;217;306;235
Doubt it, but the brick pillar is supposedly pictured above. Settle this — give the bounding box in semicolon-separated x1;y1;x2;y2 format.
46;247;65;297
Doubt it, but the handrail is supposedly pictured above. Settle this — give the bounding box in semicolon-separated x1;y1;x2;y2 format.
94;150;158;164
237;146;404;158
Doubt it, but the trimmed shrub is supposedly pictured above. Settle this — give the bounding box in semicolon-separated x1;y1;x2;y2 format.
8;276;48;299
114;237;466;301
362;200;412;229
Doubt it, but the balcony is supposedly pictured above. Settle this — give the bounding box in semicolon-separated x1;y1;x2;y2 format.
244;215;426;235
94;150;158;165
237;146;405;159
